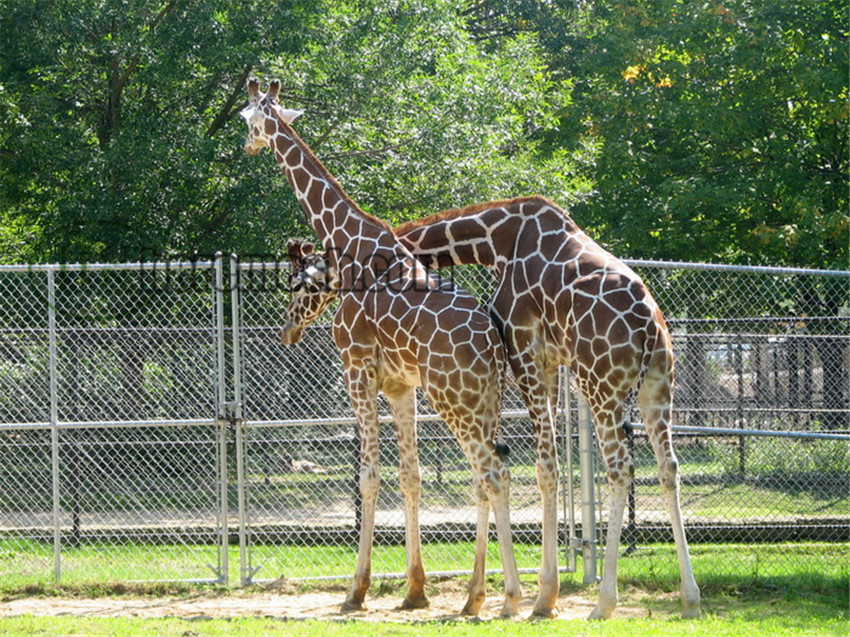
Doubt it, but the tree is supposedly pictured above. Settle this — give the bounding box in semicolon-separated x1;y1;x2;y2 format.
0;0;330;263
548;0;848;269
0;0;586;263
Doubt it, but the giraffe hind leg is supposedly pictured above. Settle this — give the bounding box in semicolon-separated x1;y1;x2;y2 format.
512;363;560;618
461;477;489;616
587;407;632;620
638;371;701;618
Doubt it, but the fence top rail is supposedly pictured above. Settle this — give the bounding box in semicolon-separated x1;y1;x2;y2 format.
0;260;217;273
232;257;850;278
623;259;850;278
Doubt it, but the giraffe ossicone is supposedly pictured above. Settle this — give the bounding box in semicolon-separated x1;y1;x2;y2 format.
242;78;523;618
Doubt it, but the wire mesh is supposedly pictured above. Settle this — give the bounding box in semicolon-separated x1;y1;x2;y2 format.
234;262;562;584
0;262;226;584
0;259;846;588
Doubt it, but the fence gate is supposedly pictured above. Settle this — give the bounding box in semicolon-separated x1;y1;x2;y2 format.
0;259;230;585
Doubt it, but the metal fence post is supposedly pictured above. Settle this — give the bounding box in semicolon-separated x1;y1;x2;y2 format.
230;255;256;586
47;268;61;582
578;392;598;585
214;254;229;585
560;366;577;572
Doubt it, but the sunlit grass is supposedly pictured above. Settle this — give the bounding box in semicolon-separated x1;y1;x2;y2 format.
1;542;846;637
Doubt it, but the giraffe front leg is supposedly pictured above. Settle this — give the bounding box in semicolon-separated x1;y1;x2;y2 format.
386;384;429;610
342;371;381;612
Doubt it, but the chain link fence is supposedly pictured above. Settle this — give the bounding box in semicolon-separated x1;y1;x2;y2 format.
0;262;228;585
1;258;847;588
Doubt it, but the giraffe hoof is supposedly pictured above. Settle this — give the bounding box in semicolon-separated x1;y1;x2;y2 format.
588;605;612;620
682;606;701;619
399;595;429;610
531;605;558;619
341;598;366;612
499;606;519;619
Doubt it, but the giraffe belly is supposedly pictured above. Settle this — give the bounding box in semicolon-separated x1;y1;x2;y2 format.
376;350;422;388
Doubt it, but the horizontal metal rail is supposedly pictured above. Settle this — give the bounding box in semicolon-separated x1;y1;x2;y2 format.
0;261;215;273
0;418;217;431
624;259;850;277
240;409;534;428
631;422;850;441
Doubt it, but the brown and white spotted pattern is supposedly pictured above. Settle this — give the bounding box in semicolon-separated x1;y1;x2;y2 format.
395;196;701;619
241;79;521;617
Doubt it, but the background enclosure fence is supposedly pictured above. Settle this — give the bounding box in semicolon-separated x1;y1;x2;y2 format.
0;258;847;587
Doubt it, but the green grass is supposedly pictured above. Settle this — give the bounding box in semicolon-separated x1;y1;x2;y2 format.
1;543;846;636
0;613;846;637
0;565;846;637
3;540;848;588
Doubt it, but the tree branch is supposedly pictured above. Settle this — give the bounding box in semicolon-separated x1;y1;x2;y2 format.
206;65;254;137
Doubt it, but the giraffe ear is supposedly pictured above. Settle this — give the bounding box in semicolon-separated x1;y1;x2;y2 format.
266;79;281;100
286;239;304;264
275;106;303;124
247;77;260;105
300;242;315;256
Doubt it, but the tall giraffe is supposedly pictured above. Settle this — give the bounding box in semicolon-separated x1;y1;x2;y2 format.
395;196;701;619
240;79;522;617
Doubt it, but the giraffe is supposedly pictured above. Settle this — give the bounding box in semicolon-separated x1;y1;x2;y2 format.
240;78;522;617
394;196;702;620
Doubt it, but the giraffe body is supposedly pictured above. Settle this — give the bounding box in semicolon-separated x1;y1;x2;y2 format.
396;196;701;619
241;79;521;617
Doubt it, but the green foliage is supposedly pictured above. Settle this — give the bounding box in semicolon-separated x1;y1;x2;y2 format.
0;1;845;268
0;0;584;263
550;0;848;268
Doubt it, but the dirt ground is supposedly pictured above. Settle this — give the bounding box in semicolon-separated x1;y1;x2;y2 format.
0;580;649;623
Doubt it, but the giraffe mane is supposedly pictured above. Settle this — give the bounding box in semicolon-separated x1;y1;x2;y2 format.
394;195;560;235
269;107;393;233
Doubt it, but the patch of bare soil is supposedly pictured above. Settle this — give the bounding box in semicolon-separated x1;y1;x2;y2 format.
0;580;649;623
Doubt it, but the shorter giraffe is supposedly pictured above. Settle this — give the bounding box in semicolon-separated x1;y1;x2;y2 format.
279;238;518;616
241;79;521;616
279;240;339;345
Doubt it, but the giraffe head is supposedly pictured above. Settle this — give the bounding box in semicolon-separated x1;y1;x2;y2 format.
280;239;339;345
241;78;304;156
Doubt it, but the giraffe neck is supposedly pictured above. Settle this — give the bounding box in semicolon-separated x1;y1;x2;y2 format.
396;196;582;272
265;109;396;283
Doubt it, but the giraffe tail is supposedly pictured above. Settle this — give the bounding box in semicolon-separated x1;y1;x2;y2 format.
635;305;674;404
492;316;510;460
